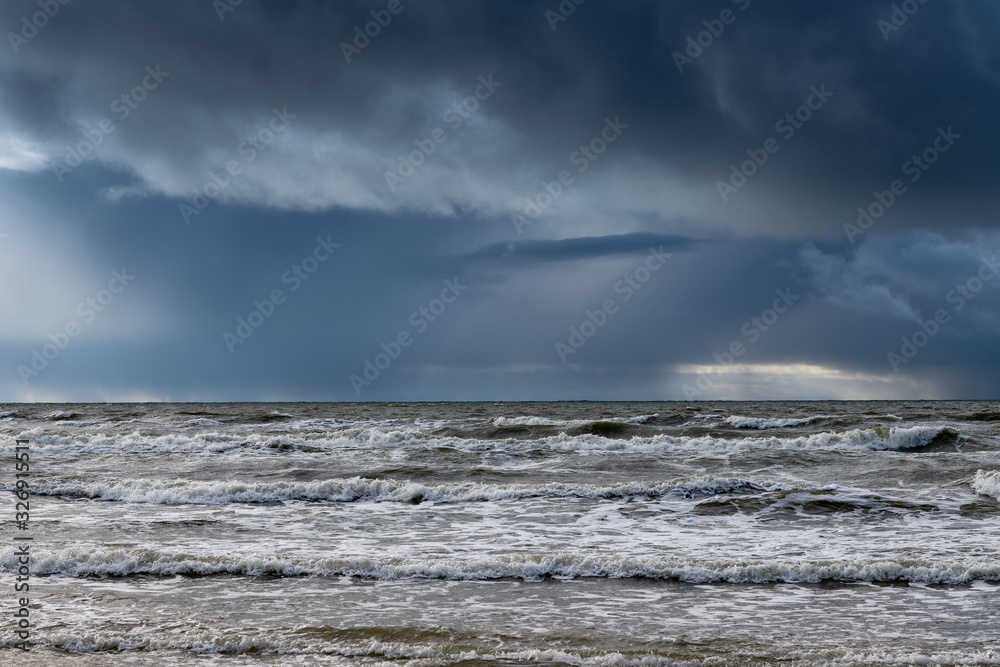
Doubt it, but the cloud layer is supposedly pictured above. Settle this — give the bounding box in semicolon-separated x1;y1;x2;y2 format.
1;0;999;400
2;0;998;237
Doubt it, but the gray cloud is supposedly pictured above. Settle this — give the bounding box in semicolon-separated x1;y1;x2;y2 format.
2;0;1000;400
797;232;1000;330
0;0;997;238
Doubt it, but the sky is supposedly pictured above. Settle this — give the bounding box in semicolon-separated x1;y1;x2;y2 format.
1;0;999;402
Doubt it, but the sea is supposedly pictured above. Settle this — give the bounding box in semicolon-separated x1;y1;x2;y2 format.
1;401;998;666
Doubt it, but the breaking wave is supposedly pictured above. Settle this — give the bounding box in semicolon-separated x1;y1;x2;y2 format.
492;414;658;428
14;476;775;505
972;470;1000;500
0;629;683;665
723;415;823;429
5;548;997;584
4;424;957;455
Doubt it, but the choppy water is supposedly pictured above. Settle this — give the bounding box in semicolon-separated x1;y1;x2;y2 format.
1;401;998;665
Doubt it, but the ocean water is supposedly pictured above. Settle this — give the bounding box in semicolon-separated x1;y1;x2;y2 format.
1;401;998;666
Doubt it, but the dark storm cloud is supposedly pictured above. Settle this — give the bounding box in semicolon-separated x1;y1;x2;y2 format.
0;0;997;235
2;0;1000;400
796;231;1000;334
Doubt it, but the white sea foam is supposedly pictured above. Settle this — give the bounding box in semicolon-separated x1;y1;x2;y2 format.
182;418;222;427
493;416;567;426
290;417;353;430
492;414;658;427
17;476;774;505
2;629;995;665
972;469;1000;499
793;648;1000;666
493;414;658;428
0;632;446;659
4;424;953;456
537;425;952;453
624;414;658;424
0;630;683;665
723;415;822;429
4;548;997;583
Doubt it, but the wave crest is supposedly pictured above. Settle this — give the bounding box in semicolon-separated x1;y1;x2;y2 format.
15;476;774;505
724;415;822;429
4;548;997;584
972;470;1000;499
3;424;956;455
